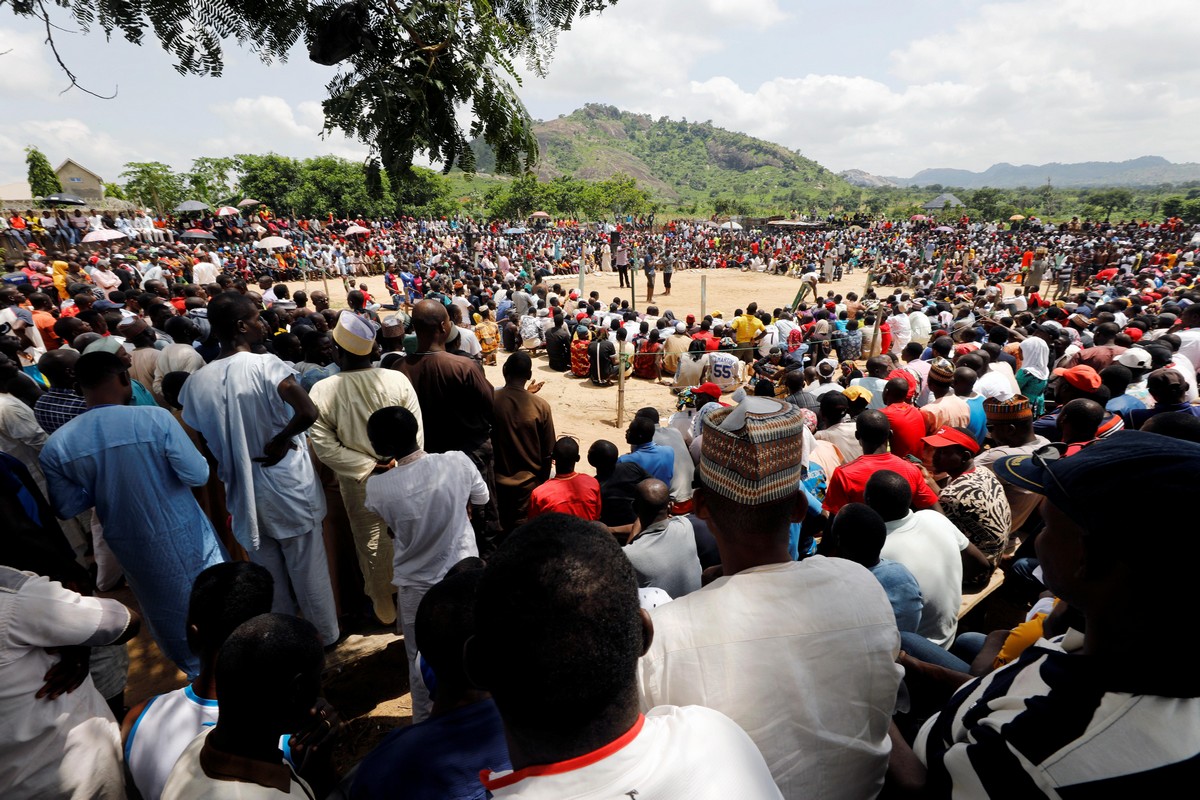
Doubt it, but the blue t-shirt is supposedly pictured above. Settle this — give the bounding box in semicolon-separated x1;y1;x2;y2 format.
1105;394;1146;416
351;699;511;800
964;395;988;444
618;442;674;485
870;558;923;634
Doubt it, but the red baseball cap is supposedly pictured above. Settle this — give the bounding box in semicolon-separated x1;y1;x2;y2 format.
697;382;723;399
922;426;980;455
1052;365;1102;392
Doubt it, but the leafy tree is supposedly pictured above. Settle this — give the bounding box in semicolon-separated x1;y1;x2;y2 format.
1162;196;1186;219
1089;188;1134;221
120;162;185;215
102;182;126;201
187;157;240;206
969;188;1006;221
284;156;392;218
25;146;62;197
394;167;456;218
16;1;620;183
233;154;301;211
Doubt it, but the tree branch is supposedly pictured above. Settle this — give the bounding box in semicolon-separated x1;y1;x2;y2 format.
36;0;118;99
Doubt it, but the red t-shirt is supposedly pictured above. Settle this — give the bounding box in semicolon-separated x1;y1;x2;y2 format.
882;402;927;460
528;473;601;521
822;453;938;515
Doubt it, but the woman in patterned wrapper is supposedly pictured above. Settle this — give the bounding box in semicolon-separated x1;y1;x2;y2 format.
923;425;1011;581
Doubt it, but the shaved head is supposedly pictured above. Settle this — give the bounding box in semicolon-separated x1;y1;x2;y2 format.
38;348;80;388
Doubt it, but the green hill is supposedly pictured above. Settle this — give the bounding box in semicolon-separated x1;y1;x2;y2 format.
469;104;854;212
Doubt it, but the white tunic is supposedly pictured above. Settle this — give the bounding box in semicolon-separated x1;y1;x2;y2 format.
638;558;902;800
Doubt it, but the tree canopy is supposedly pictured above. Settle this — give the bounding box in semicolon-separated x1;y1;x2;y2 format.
25;146;63;197
12;0;620;184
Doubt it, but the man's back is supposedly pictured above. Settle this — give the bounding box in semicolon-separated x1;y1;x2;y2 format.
364;450;487;588
492;388;554;482
624;516;702;598
618;441;673;485
638;557;901;799
181;352;324;548
396;351;494;454
483;705;781;800
352;699;510;800
881;510;966;647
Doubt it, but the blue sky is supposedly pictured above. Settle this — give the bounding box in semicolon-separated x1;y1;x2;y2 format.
1;0;1195;185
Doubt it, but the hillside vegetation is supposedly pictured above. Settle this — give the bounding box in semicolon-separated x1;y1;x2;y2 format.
468;104;858;215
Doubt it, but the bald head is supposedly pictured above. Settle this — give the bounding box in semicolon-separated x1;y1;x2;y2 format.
952;366;978;397
633;478;671;528
38;348;80;388
412;299;451;346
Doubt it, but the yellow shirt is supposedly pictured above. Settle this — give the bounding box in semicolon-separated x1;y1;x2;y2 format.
733;313;765;343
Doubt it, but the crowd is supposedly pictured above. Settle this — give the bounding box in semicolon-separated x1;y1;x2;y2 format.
2;208;1199;799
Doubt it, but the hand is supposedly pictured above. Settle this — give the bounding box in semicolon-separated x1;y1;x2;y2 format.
371;459;396;475
288;699;341;771
37;646;91;700
253;437;296;467
526;379;545;394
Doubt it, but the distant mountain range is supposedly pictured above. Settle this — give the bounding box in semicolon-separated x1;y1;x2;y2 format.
842;156;1200;189
470;105;852;207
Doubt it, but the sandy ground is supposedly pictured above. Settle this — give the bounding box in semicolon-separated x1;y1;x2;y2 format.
118;265;875;770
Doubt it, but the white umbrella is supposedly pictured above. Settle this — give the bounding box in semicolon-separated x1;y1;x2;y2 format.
254;236;292;250
82;229;127;243
217;206;240;216
238;198;262;207
718;220;743;231
344;225;370;235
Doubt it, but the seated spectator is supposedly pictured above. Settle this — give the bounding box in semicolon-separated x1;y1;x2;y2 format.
351;566;511;800
1125;367;1200;429
617;415;674;485
832;503;923;634
1058;397;1105;448
162;614;336;799
814;390;862;465
470;514;781;799
123;562;275;800
624;478;702;598
865;470;989;648
823;409;940;515
1099;363;1146;416
893;432;1200;796
881;376;926;459
588;439;651;534
527;436;601;521
923;426;1011;567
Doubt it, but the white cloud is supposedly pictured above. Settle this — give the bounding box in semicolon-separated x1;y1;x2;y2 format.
202;95;369;162
0;26;59;97
517;0;1200;176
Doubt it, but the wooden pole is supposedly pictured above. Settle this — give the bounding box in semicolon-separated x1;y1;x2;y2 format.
616;344;626;429
700;274;708;319
868;304;884;358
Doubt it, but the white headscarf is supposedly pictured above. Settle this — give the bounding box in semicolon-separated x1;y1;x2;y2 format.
1019;337;1050;381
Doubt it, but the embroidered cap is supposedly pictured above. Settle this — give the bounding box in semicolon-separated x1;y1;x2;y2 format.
984;394;1033;422
699;398;805;506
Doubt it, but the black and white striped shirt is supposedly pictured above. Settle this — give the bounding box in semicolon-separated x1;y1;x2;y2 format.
915;630;1200;797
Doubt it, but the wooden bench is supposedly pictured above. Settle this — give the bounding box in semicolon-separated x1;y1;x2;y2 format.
959;569;1005;619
